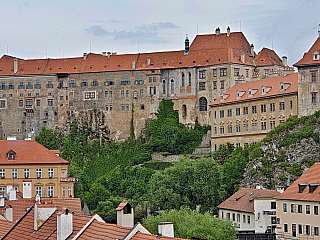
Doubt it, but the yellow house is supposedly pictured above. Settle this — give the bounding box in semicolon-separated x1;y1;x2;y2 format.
0;140;74;199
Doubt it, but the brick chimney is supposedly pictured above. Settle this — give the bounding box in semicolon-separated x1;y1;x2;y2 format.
215;27;220;35
83;53;88;61
57;209;73;240
250;44;255;57
158;222;174;238
102;52;107;57
107;52;111;58
147;57;151;66
13;58;18;74
282;56;288;66
227;26;230;37
0;192;4;208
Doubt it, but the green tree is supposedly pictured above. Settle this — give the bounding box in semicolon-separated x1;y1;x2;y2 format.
94;200;117;223
83;183;111;210
35;127;61;150
142;208;237;240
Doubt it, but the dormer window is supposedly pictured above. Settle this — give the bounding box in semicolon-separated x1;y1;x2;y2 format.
248;88;252;95
281;82;284;90
309;183;319;193
298;183;308;193
7;150;16;160
237;90;240;97
313;50;319;61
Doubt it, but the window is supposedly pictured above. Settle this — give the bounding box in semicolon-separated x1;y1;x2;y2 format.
36;187;42;197
48;168;54;178
291;203;295;213
126;90;129;97
188;73;191;86
226;213;230;219
68;186;72;197
134;78;144;85
252;123;257;131
121;90;125;97
246;69;249;78
261;122;266;130
220;68;227;76
306;204;310;214
270;121;275;130
284;224;288;233
24;169;30;178
243;107;248;115
236;124;241;133
8;83;14;89
221;81;224;89
84;92;95;99
140;104;145;110
63;186;66;197
234;68;240;76
36;99;40;106
283;203;287;212
199;70;206;79
48;186;54;197
140;89;144;96
232;213;235;221
126;104;129;111
163;80;166;94
298;204;302;213
60;96;64;101
69;92;74;98
315;227;319;236
47;99;53;106
199;97;207;111
199;82;206;91
149;77;152;83
312;72;317;82
105;91;113;97
270;103;275;112
214;127;217;135
261;104;266;113
298;224;303;235
271;217;276;224
19;100;23;107
312;93;317;103
306;225;310;235
0;187;5;195
243;215;246;223
213;69;217;77
228;125;232;133
227;109;232;117
120;78;130;85
279;101;285;110
220;110;224;118
181;73;185;86
247;216;250;224
0;100;6;108
252;106;257;114
26;99;33;107
121;104;125;111
237;214;240;222
36;169;42;178
171;80;174;94
292;224;296;237
314;205;319;215
220;126;224;134
18;82;25;89
243;124;248;132
213;82;217;89
12;169;17;179
47;81;54;88
265;70;270;77
290;100;293;109
26;82;33;89
104;79;114;86
236;108;240;116
280;120;285;124
0;169;5;178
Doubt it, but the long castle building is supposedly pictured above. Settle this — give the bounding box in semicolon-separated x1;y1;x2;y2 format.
0;27;292;141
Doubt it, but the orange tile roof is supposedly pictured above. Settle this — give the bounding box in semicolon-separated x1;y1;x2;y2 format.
294;37;320;67
132;231;187;240
0;140;69;165
0;219;14;238
254;48;285;67
217;188;280;213
209;73;298;106
116;200;130;211
275;162;320;202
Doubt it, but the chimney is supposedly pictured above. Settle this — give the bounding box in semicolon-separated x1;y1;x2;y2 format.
241;54;246;64
0;192;4;207
35;194;41;204
250;44;255;57
13;58;18;74
132;61;136;70
116;200;134;228
102;52;106;57
5;207;13;221
23;181;32;199
83;53;88;61
282;56;288;66
34;203;57;230
158;222;174;238
7;184;12;195
227;26;230;37
215;27;220;35
9;189;16;201
57;209;73;240
112;52;117;55
107;52;111;58
147;57;151;66
184;35;190;55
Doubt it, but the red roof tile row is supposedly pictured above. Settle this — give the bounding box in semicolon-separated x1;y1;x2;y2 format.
294;37;320;67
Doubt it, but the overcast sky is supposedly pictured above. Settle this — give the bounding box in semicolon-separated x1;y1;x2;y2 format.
0;0;319;66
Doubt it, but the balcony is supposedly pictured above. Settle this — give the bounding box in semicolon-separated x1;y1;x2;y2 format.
60;177;75;182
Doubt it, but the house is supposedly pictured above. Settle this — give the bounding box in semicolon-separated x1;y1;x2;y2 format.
209;73;298;150
0;140;74;199
275;162;320;239
217;188;280;233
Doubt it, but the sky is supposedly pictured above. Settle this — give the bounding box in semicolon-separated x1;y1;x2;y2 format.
0;0;319;66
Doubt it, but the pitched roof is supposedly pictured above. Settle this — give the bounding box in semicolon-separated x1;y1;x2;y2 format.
209;73;298;107
0;140;69;165
217;188;280;213
0;219;14;238
294;37;320;67
132;232;186;240
275;162;320;202
254;48;285;67
0;197;82;222
116;200;130;211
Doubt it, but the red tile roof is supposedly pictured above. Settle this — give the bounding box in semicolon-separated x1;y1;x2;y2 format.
0;219;14;238
0;140;69;165
275;162;320;202
116;200;130;211
294;37;320;67
217;188;280;213
209;73;298;106
254;48;285;67
132;231;187;240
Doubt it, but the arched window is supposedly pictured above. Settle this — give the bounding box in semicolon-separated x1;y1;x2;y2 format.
171;80;174;94
182;104;187;118
199;97;207;111
188;72;191;86
182;73;185;86
163;80;166;94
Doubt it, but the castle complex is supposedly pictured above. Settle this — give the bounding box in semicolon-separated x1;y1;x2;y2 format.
0;27;292;141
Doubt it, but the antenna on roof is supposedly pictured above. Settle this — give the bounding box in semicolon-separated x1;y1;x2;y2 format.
89;41;92;53
6;44;8;55
138;42;140;53
45;48;47;58
240;20;241;32
197;23;198;35
272;38;273;50
27;51;29;59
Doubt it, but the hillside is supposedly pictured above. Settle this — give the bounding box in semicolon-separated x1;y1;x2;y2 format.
241;111;320;190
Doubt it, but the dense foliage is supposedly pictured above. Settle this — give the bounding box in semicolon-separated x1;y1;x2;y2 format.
143;208;237;240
